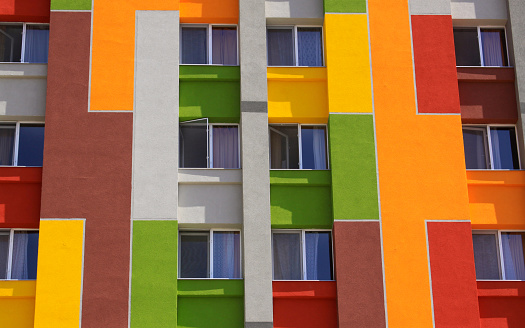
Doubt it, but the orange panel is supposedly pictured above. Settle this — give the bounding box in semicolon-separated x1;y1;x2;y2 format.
180;0;238;24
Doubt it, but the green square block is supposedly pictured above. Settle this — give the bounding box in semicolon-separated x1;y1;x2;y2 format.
51;0;92;10
324;0;367;13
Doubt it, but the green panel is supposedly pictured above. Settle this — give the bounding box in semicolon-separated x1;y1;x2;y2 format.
323;0;366;13
51;0;92;10
329;114;379;220
130;220;178;328
270;170;333;228
177;280;243;328
180;66;240;123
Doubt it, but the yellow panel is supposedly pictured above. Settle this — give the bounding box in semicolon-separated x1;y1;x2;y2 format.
0;281;36;328
324;14;372;113
267;67;328;123
34;220;85;328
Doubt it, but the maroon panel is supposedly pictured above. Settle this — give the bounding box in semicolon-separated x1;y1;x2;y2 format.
458;67;519;124
0;0;50;23
411;15;460;114
333;221;386;328
427;221;480;327
478;281;525;328
41;12;132;327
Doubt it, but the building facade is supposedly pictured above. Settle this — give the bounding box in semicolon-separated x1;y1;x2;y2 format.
0;0;524;327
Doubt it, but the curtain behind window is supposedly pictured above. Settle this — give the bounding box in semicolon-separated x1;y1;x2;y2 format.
501;233;525;280
24;26;49;63
0;125;15;165
490;128;519;169
212;27;237;65
462;128;489;169
472;234;500;279
0;233;9;279
213;232;241;278
267;29;294;66
305;232;332;280
298;28;323;66
212;126;239;168
181;27;207;64
481;30;506;66
301;127;327;170
273;233;301;280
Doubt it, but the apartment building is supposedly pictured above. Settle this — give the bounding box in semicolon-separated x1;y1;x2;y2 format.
0;0;524;327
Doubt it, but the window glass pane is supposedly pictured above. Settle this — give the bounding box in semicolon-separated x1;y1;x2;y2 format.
0;124;16;165
181;27;207;64
11;231;39;280
305;232;332;280
179;124;208;168
0;24;23;62
462;128;489;169
269;125;299;169
24;25;49;63
453;28;481;66
273;233;302;280
18;124;45;166
212;126;239;168
212;27;237;65
301;126;327;170
481;29;507;66
213;231;241;278
0;232;9;279
297;27;323;67
267;28;294;66
490;128;519;169
180;233;209;278
501;232;525;280
472;234;500;279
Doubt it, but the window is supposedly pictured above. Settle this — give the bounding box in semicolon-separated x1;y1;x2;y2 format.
0;230;39;280
180;25;238;65
269;124;328;170
179;119;240;168
267;26;323;66
0;23;49;63
472;231;525;280
462;125;520;170
179;230;241;279
453;27;508;66
0;123;45;166
272;230;333;280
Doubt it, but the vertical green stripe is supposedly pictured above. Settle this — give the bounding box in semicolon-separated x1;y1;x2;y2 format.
324;0;367;13
329;114;379;220
130;220;178;327
51;0;92;10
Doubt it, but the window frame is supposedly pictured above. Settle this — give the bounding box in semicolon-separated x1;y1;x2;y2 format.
454;26;510;67
268;123;330;170
462;124;521;170
0;228;39;280
266;25;325;67
271;229;334;281
0;121;45;167
178;229;243;279
0;22;49;63
179;24;239;66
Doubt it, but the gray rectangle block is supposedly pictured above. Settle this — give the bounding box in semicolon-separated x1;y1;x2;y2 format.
245;322;274;328
241;101;268;113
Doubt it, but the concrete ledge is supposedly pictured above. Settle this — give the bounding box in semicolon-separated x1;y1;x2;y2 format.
0;63;47;78
179;169;242;184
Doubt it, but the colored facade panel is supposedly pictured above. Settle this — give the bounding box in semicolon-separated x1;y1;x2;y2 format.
0;281;36;328
180;0;238;24
426;221;480;327
411;15;460;114
324;14;372;114
323;0;366;14
478;281;525;328
130;220;178;327
33;219;84;327
180;66;240;123
329;114;378;220
333;221;386;327
0;0;50;22
50;0;91;10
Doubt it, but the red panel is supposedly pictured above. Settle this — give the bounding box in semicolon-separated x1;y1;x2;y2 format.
411;15;460;114
0;0;50;23
427;221;480;327
478;281;525;328
333;221;386;327
0;167;41;229
273;281;337;328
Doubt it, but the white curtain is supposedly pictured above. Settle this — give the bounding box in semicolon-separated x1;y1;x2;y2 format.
181;27;207;64
312;128;327;170
481;30;504;66
212;27;237;65
298;28;323;66
24;27;49;63
501;233;525;280
491;128;503;169
267;29;294;66
11;232;28;279
305;232;319;280
213;126;239;168
0;126;15;165
213;232;240;278
273;233;302;280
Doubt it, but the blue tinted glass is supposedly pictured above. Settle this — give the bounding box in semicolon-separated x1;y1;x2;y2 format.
267;29;294;66
297;27;323;66
0;124;16;165
490;128;519;169
25;232;39;279
301;127;327;169
181;27;207;64
18;125;44;166
462;128;488;169
305;232;332;280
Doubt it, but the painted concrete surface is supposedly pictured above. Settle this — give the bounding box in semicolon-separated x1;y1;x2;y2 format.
450;0;507;20
409;0;450;14
132;10;179;220
265;0;323;19
0;281;36;328
0;64;47;117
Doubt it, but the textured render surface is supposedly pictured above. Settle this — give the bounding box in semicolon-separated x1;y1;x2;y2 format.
179;169;242;183
368;0;471;326
132;10;179;220
267;67;328;123
265;0;323;19
325;14;372;114
180;66;240;123
130;221;178;327
0;64;47;117
409;0;450;14
33;220;84;327
333;221;386;327
426;222;481;327
180;0;238;24
177;280;243;328
0;0;50;22
323;0;366;13
412;15;460;114
329;114;379;220
0;281;36;328
50;0;91;10
477;281;525;327
273;281;337;328
41;12;133;327
450;0;507;20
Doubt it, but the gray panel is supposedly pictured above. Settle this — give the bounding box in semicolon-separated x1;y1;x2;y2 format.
245;322;274;328
265;0;323;19
179;169;242;184
451;0;508;20
0;64;47;117
410;0;450;15
241;101;267;113
132;11;179;220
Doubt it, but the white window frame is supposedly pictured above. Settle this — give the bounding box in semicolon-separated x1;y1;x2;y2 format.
266;25;325;67
0;22;49;63
271;229;334;281
462;124;521;170
0;228;39;280
0;121;45;167
269;123;329;170
178;229;242;279
454;26;510;68
179;24;239;66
